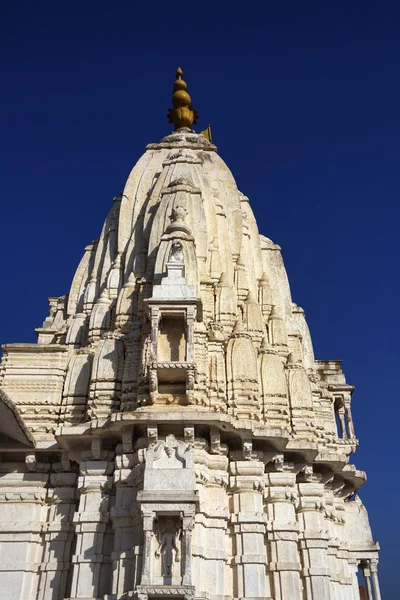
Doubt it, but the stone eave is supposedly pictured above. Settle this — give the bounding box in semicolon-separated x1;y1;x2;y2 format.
0;388;35;448
54;412;366;493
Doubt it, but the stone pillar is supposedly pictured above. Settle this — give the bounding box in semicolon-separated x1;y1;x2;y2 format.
0;469;48;600
110;433;142;596
360;562;373;600
230;456;269;599
337;407;348;439
149;307;160;362
365;576;373;600
370;561;381;600
348;559;361;600
264;471;302;600
141;511;155;585
323;485;346;599
192;321;208;407
185;308;196;362
182;514;195;585
344;400;356;439
192;431;229;598
297;478;332;600
37;468;77;600
68;452;114;599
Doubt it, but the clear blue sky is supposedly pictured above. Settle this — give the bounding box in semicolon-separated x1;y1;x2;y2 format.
1;1;398;596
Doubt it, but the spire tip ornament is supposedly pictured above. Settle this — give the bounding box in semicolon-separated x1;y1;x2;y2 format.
167;67;199;130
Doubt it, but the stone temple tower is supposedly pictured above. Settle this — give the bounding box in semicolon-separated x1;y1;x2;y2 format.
0;69;381;600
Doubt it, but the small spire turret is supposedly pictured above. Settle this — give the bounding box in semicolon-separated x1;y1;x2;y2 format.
167;67;199;130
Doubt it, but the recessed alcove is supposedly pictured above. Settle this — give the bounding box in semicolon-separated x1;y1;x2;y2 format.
158;315;186;362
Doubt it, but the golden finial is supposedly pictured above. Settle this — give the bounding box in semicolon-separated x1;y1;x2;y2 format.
167;67;199;130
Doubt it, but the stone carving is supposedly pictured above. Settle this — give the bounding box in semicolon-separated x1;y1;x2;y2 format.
136;585;195;600
149;368;158;404
216;272;237;332
268;305;289;354
155;518;181;576
169;240;184;264
258;337;290;431
226;319;260;421
170;205;188;225
147;434;193;469
115;272;137;332
243;290;264;344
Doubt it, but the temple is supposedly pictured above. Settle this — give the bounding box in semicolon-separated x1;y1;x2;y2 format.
0;68;380;600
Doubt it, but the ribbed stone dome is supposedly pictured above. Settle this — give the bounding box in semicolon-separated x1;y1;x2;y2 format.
66;130;298;348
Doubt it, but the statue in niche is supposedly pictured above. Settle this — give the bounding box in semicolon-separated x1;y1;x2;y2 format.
169;240;184;264
155;518;181;577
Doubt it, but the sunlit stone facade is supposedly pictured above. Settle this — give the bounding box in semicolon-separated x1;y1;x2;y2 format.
0;72;380;600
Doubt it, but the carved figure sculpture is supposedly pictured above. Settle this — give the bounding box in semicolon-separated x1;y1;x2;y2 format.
155;519;181;577
169;240;184;263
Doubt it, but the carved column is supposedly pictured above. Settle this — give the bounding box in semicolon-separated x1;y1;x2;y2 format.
182;514;195;585
297;476;332;600
337;407;348;439
110;432;144;597
141;511;155;585
229;454;269;599
264;470;302;600
344;400;356;439
0;467;48;600
324;487;355;598
185;307;196;362
37;466;77;600
348;558;361;600
192;321;208;407
68;450;114;599
192;431;229;598
365;576;373;600
149;307;160;362
360;561;374;600
370;560;381;600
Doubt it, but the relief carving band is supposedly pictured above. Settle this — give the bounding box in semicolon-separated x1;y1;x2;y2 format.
0;66;380;600
155;517;181;577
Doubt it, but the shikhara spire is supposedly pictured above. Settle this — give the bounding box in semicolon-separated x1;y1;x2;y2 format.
0;68;380;600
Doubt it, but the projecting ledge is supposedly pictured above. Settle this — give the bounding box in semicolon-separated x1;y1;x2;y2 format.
314;452;348;470
285;440;319;461
1;343;68;353
137;490;199;503
135;584;196;600
349;541;380;553
0;388;35;447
